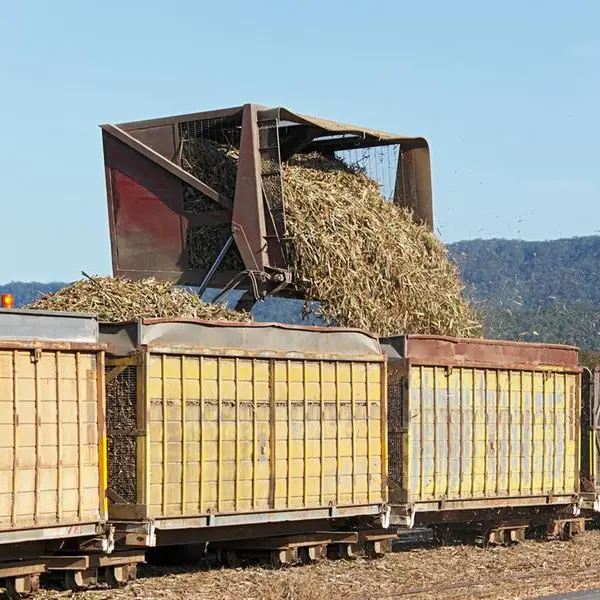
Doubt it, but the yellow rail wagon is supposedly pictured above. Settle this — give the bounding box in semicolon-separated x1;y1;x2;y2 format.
381;335;584;544
101;319;391;561
0;309;143;598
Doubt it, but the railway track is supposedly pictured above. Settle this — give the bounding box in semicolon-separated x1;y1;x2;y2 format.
2;528;599;600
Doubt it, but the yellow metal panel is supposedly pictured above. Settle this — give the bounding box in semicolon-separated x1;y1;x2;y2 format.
0;348;103;532
404;362;580;506
143;348;385;519
473;370;486;497
420;367;435;498
521;371;533;495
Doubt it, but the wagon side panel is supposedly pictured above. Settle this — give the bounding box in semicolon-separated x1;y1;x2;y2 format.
0;347;103;533
404;362;580;508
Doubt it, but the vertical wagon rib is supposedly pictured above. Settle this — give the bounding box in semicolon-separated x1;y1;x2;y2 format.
76;352;84;521
56;352;63;522
199;356;204;514
350;364;356;505
286;359;292;509
319;361;325;507
366;364;372;505
303;360;308;508
11;350;18;528
217;359;222;514
181;355;187;516
161;355;168;517
251;359;258;511
33;352;40;524
234;357;240;512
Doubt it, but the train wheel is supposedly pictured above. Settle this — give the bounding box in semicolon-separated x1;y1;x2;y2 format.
105;563;136;588
64;568;98;591
531;524;548;540
5;573;40;599
299;544;327;564
269;548;297;568
222;550;241;569
298;547;312;565
328;542;361;560
432;526;454;545
365;539;390;559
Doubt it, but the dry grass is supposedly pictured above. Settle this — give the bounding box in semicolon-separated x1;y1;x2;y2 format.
25;275;251;323
182;139;480;337
283;154;480;337
580;349;600;370
28;530;600;600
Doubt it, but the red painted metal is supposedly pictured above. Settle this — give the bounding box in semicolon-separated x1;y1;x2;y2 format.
232;104;267;272
103;132;186;280
394;335;580;369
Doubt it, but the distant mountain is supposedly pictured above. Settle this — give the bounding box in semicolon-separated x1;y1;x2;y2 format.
0;281;64;308
447;236;600;349
4;235;600;349
448;236;600;308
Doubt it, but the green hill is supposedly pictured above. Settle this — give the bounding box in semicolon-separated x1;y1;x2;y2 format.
447;236;600;349
449;236;600;308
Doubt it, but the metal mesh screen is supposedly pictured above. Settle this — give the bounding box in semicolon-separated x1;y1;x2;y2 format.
336;144;400;201
177;117;244;274
106;365;138;504
258;117;288;260
178;117;241;209
178;117;242;148
387;372;405;486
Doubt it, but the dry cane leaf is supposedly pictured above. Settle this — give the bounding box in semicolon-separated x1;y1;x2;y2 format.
26;276;251;323
182;139;481;337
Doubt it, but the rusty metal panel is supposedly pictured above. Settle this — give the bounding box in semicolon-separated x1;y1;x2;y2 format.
232;104;268;272
103;131;186;280
0;346;105;535
105;320;386;525
127;123;177;162
270;108;419;144
394;142;433;229
382;335;579;370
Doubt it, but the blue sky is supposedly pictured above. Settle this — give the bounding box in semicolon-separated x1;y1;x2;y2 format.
0;0;598;282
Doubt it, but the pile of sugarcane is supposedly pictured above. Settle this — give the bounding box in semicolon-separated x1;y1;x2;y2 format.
26;275;251;323
180;138;480;338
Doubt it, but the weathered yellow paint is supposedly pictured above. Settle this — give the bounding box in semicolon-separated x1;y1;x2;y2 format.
137;351;386;519
0;348;103;530
403;365;579;503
